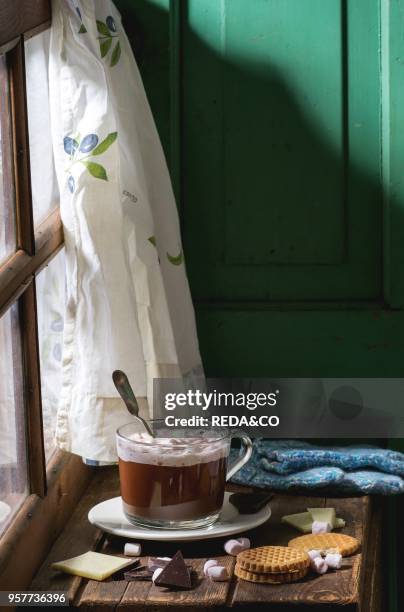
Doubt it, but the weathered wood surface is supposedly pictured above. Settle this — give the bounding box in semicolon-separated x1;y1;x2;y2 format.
30;472;382;611
0;0;51;48
0;452;93;591
29;466;118;601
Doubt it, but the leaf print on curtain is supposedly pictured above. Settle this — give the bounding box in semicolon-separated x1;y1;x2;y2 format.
64;131;118;192
97;17;121;66
148;236;184;266
76;6;87;34
167;250;184;266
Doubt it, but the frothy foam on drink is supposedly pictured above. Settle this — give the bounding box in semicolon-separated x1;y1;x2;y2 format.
117;432;229;466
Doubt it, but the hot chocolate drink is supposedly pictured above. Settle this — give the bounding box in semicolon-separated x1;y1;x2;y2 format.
117;432;229;526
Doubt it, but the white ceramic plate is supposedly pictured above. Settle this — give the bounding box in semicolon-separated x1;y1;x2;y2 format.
88;492;271;541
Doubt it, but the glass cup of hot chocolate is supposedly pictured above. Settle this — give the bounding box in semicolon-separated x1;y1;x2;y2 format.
116;420;252;529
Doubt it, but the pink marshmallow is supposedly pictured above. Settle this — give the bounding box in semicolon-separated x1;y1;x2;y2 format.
203;559;219;576
224;537;251;556
207;565;229;581
311;556;328;575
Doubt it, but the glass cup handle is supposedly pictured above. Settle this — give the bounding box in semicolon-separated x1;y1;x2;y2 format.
226;432;253;481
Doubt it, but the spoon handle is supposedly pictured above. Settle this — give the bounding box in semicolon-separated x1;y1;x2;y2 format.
112;370;154;437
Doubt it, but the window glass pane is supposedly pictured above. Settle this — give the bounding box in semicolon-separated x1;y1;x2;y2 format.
36;249;65;462
25;31;59;227
0;54;16;264
0;304;28;537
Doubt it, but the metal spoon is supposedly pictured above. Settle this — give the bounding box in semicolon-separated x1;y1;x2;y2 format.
112;370;154;437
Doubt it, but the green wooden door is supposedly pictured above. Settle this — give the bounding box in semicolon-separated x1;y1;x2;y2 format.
116;0;404;379
174;0;404;379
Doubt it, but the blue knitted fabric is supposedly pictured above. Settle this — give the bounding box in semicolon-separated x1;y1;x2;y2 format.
230;440;404;495
230;447;344;490
254;439;404;476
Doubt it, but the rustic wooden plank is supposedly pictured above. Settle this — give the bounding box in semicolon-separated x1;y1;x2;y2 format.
119;556;235;609
28;472;378;610
360;498;383;612
8;37;34;255
76;537;130;609
0;451;93;590
79;579;130;612
0;0;51;48
0;209;63;317
19;281;47;497
77;533;236;610
231;495;369;609
30;466;119;603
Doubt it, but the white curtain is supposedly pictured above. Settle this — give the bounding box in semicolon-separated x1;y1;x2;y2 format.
39;0;202;463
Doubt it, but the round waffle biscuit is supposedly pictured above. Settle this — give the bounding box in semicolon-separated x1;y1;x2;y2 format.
236;545;310;574
235;563;309;584
288;533;359;557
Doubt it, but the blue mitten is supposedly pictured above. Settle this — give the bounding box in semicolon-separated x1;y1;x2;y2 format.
336;471;404;495
231;454;344;491
255;439;404;476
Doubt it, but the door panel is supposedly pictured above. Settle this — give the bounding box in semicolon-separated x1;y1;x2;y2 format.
117;0;404;382
183;0;381;301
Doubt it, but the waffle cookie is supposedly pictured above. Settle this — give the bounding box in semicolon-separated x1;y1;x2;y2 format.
288;533;359;557
236;545;310;575
235;563;309;584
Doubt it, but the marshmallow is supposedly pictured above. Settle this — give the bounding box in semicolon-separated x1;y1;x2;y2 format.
152;567;163;583
312;520;332;534
148;557;171;571
324;552;342;569
307;549;322;561
311;556;328;575
224;537;251;556
124;543;142;556
203;559;219;576
207;565;229;581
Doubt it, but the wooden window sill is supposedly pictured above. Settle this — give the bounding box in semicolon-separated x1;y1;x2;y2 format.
28;468;384;611
0;450;93;590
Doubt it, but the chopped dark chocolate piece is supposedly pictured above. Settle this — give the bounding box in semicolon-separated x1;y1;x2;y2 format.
124;570;152;582
110;558;141;580
154;550;192;589
148;556;171;571
229;491;273;514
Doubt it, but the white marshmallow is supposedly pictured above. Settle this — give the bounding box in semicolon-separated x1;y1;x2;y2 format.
312;520;332;534
224;537;251;556
124;542;142;556
148;557;171;571
152;567;163;583
324;552;342;569
307;549;322;561
207;565;229;581
203;559;219;576
311;556;328;574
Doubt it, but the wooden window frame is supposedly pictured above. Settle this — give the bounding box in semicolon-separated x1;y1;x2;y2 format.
0;1;93;589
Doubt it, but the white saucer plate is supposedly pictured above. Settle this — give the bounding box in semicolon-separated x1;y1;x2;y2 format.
88;492;271;541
